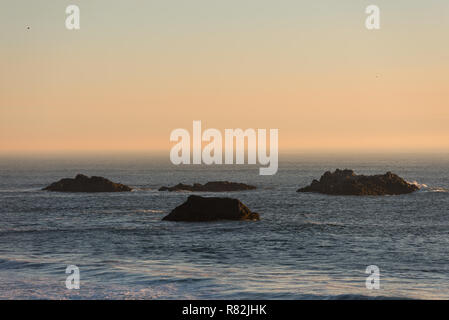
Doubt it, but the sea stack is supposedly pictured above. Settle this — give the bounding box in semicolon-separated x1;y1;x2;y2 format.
297;169;419;196
162;195;260;222
43;174;132;192
159;181;256;192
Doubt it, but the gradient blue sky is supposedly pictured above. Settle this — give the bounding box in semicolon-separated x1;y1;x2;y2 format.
1;1;448;152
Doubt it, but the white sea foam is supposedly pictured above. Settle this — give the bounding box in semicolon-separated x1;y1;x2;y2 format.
135;209;164;213
408;181;428;189
408;181;449;193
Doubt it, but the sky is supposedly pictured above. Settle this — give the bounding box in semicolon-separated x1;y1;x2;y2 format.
1;0;449;154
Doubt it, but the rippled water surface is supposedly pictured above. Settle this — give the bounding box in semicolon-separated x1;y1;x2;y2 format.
0;154;448;299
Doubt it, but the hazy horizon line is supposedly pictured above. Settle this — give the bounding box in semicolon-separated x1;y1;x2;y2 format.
1;148;449;158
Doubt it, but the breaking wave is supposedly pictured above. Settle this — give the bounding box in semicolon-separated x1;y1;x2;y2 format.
409;181;449;193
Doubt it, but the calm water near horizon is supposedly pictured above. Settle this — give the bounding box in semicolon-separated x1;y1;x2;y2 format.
0;153;448;299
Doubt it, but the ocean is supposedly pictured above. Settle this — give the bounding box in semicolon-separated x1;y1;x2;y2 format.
0;153;448;299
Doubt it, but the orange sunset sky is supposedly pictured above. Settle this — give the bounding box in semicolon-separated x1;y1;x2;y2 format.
1;0;449;154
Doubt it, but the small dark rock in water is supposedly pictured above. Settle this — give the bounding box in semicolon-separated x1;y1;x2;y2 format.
297;169;419;196
43;174;132;193
159;181;256;192
162;195;260;222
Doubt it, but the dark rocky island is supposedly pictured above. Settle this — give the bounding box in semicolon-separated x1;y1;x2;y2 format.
297;169;419;196
159;181;256;192
43;174;132;193
162;195;260;222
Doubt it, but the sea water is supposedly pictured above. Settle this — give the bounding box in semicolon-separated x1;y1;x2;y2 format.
0;153;448;299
